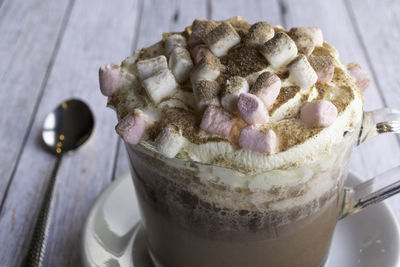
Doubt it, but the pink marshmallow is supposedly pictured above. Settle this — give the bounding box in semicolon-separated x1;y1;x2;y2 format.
188;33;204;48
99;64;121;96
200;105;238;137
237;93;269;125
300;100;338;127
346;63;371;91
239;125;277;154
191;45;213;65
115;109;153;144
308;56;334;83
315;64;334;83
250;72;281;108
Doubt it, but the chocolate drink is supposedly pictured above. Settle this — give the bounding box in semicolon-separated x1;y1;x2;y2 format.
126;128;355;267
99;16;368;267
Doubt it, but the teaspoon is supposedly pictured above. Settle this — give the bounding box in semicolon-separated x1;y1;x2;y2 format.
24;99;94;267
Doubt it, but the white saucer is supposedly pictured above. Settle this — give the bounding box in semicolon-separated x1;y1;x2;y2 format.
82;172;400;267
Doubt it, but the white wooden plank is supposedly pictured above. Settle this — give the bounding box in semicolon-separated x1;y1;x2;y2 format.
210;0;281;25
348;0;400;220
281;0;400;181
0;0;71;203
0;0;139;266
41;0;141;265
113;0;207;179
348;0;400;109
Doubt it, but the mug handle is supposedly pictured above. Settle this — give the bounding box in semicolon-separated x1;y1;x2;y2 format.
340;108;400;218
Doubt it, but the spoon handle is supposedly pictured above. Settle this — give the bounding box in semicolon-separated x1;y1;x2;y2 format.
24;156;62;267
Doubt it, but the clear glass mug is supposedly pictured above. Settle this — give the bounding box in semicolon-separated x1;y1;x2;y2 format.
125;108;400;267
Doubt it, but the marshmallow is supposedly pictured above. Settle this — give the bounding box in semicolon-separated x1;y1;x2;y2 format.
239;125;277;154
346;63;371;91
244;21;274;46
237;93;269;125
165;34;187;55
191;45;213;65
158;98;189;111
308;56;335;83
221;76;249;112
289;27;323;56
287;54;318;88
115;109;153;144
200;105;238;137
169;47;193;82
259;32;298;69
155;124;185;158
136;56;168;81
273;24;286;32
99;64;121;96
142;69;178;104
193;80;220;111
300;100;338;127
250;72;281;108
190;53;224;83
203;22;241;57
188;19;218;48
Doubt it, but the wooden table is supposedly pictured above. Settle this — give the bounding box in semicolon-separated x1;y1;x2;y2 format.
1;0;399;266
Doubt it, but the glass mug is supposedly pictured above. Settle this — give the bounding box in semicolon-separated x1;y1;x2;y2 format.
125;108;400;267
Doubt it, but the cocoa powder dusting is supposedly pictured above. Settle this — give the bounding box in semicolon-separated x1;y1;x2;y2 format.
308;56;334;73
269;86;301;113
196;80;220;101
276;71;289;80
315;83;326;100
220;44;269;79
227;17;251;38
204;22;239;45
273;119;323;152
331;67;355;112
138;42;164;60
148;107;225;144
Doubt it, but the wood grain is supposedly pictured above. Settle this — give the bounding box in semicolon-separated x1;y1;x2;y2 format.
348;0;400;109
210;0;281;24
41;0;141;265
347;0;400;219
0;0;139;266
0;0;71;206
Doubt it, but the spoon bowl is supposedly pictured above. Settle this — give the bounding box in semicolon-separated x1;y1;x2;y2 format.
42;99;94;154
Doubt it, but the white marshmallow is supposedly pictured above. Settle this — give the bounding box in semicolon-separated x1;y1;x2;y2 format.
221;76;249;112
259;32;298;69
287;54;318;88
245;22;275;46
142;69;178;104
168;47;193;83
193;80;220;111
188;19;218;48
155;124;185;158
288;27;323;56
165;34;187;55
158;98;189;111
290;27;323;47
203;22;241;57
190;54;224;84
136;56;168;81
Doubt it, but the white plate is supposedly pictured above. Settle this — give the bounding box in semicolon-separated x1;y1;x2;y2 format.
82;172;400;267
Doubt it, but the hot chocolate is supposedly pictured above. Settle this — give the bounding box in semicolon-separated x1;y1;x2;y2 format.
99;16;370;267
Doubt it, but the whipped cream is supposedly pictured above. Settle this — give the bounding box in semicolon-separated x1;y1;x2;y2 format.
106;17;364;192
